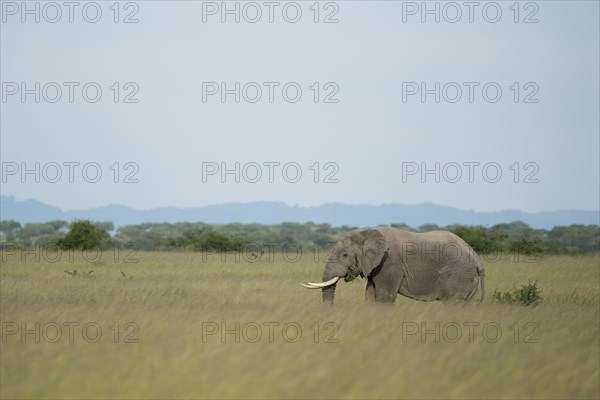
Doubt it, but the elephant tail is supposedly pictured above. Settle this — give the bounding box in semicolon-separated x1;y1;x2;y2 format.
478;268;485;303
472;251;485;303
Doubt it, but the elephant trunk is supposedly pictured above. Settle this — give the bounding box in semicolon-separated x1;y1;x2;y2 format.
321;263;338;304
322;282;337;304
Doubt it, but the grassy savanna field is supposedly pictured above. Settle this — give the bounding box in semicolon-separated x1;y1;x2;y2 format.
1;251;598;399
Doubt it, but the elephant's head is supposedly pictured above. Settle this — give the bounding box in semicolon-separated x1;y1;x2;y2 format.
301;228;388;304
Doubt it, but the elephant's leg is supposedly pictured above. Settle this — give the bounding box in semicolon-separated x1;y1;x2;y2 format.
374;278;400;303
374;288;398;303
365;276;376;303
464;275;481;303
372;268;402;304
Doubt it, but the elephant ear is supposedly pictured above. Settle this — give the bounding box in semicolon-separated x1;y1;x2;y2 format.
358;229;388;277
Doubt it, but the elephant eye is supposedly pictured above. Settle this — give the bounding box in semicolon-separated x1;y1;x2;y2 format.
343;253;348;257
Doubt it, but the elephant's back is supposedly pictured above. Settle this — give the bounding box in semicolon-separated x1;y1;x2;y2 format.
380;227;466;245
382;227;482;264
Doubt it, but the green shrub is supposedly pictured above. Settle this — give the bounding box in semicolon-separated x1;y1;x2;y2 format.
169;228;247;252
492;281;542;306
509;237;546;255
449;225;507;254
56;220;112;250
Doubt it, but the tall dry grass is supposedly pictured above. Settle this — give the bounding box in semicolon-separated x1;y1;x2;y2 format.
1;251;598;399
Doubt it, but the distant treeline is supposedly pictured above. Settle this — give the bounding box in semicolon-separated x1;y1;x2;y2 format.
0;220;598;255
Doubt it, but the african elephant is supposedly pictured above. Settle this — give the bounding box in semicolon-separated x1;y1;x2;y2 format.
302;227;485;304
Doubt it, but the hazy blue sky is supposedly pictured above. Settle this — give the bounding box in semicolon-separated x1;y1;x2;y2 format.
1;1;598;212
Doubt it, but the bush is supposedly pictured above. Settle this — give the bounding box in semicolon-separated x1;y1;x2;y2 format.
169;228;247;251
449;225;507;254
56;220;112;250
544;244;583;256
509;237;546;255
492;281;542;306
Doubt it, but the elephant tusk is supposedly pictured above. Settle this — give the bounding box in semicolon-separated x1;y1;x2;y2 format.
301;283;321;289
301;276;340;288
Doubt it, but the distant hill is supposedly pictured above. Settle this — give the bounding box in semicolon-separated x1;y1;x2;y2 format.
1;195;598;229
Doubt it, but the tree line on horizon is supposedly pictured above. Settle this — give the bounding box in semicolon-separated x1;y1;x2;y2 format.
1;219;598;256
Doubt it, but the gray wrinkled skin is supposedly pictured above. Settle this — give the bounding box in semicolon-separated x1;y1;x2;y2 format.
319;227;485;304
